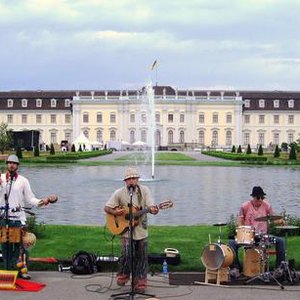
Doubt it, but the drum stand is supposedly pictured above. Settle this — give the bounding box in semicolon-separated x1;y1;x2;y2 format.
275;225;299;284
245;222;284;289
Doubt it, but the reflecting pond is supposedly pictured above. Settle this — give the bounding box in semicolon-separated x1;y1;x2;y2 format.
21;165;300;226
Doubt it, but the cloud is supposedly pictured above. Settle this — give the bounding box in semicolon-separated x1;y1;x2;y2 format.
1;0;300;90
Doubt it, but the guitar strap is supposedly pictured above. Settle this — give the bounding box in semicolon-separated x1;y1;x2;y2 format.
136;184;148;230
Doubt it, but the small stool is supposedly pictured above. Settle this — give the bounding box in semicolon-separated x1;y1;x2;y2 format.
205;267;229;285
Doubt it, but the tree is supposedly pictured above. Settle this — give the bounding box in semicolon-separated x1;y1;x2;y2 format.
50;143;55;155
258;144;263;156
0;122;13;154
231;145;236;153
274;145;280;158
246;144;252;155
34;144;40;157
71;144;76;152
289;144;297;160
16;146;23;159
237;145;242;153
78;144;83;152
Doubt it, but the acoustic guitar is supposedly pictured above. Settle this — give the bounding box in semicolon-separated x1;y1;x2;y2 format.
106;200;173;235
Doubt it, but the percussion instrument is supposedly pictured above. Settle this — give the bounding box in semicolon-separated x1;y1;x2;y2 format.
22;232;36;250
254;215;283;222
235;226;255;245
0;227;21;243
243;248;265;277
201;243;235;270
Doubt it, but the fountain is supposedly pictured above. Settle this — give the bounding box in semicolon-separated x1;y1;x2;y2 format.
128;81;157;181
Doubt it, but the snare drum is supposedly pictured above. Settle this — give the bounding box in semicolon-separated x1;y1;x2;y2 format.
0;227;21;243
201;243;235;270
235;226;255;245
243;248;265;277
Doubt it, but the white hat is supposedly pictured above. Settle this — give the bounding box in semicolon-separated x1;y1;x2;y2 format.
124;167;140;180
6;154;20;164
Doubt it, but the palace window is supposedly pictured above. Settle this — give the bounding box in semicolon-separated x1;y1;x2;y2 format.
51;114;56;124
155;113;160;123
51;99;57;107
273;115;279;124
110;130;116;141
212;113;218;124
110;113;116;123
288;99;294;108
273;133;279;145
226;113;232;124
65;114;71;124
273;99;279;108
180;113;185;123
7;114;13;123
130;113;135;123
65;99;71;107
199;131;205;145
179;130;184;143
96;130;103;142
21;99;28;108
7;99;13;107
83;113;89;123
259;99;265;108
97;113;102;123
36;114;42;124
36;99;42;107
243;132;250;145
259;115;265;124
244;115;250;124
168;114;174;123
288;115;294;124
226;131;232;146
199;113;205;123
168;130;174;144
258;133;265;145
21;114;27;124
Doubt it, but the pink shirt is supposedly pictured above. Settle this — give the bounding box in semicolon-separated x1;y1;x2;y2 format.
239;199;274;234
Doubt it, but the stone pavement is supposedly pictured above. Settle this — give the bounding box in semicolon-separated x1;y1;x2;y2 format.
1;271;299;300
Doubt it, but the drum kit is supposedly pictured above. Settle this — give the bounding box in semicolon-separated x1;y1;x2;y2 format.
201;215;299;287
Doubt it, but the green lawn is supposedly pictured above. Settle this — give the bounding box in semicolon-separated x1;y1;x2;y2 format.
4;224;298;273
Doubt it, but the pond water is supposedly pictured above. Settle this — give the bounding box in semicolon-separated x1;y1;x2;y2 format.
20;165;300;227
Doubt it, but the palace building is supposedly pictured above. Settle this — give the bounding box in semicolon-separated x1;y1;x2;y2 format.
0;86;299;150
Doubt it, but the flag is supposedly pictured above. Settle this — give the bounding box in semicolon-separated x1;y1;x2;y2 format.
151;59;157;70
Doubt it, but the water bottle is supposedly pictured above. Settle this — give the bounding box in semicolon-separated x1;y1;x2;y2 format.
162;259;168;277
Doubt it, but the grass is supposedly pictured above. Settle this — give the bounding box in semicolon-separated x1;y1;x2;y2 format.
4;224;299;273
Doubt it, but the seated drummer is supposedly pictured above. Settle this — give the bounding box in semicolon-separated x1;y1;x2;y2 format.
228;186;285;278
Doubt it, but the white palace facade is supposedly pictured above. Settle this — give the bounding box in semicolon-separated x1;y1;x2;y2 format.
0;86;299;150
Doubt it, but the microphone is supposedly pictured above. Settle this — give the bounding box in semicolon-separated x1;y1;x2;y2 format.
129;185;134;196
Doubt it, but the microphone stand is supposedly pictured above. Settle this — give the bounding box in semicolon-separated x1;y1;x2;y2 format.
111;186;155;299
2;175;14;270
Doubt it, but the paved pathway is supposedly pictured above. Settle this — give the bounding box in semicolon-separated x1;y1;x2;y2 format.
1;271;299;300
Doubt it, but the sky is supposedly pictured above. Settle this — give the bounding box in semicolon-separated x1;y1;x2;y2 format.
1;0;300;91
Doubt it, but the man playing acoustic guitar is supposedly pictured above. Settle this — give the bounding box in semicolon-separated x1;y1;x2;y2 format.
104;167;159;293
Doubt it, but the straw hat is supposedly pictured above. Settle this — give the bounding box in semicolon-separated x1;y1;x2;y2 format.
22;232;36;249
123;167;140;181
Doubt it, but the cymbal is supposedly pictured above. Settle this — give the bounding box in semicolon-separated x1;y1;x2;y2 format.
254;215;283;222
213;222;227;227
275;225;299;230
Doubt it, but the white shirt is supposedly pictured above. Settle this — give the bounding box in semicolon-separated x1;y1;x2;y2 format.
0;173;41;225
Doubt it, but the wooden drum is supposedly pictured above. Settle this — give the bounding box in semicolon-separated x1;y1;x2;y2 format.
0;227;21;243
